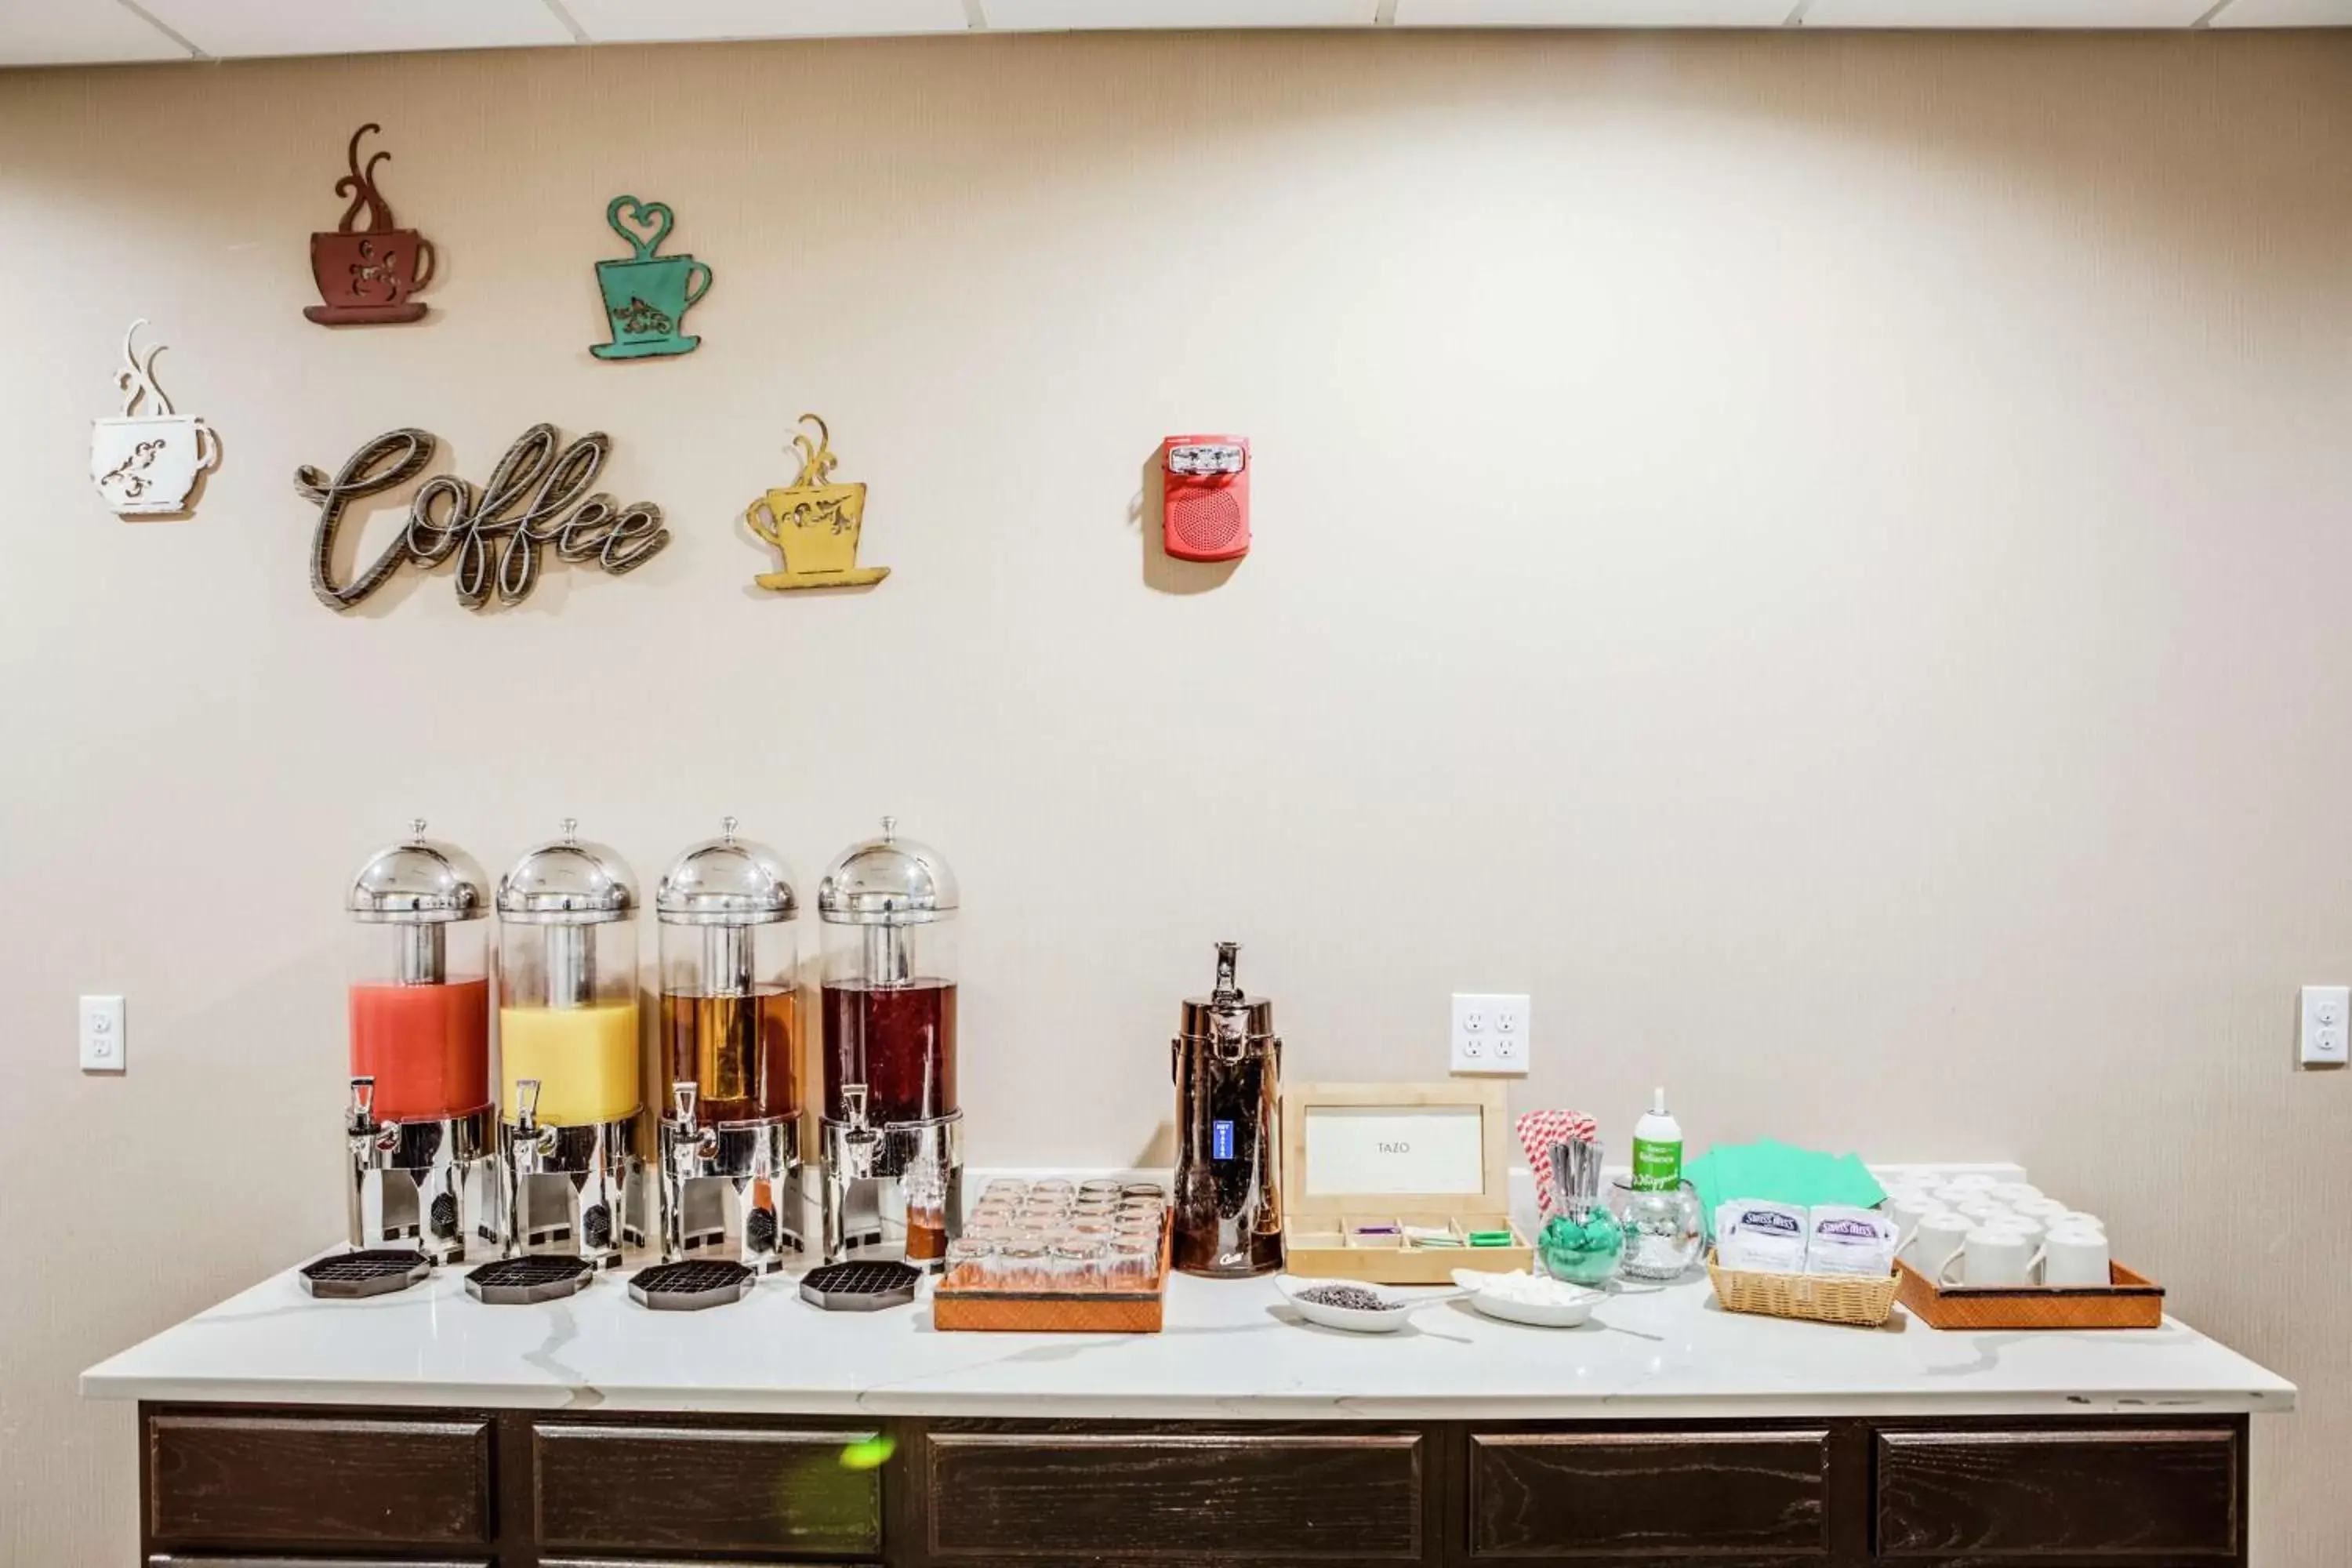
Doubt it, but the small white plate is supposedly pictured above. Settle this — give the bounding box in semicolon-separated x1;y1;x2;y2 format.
1451;1269;1602;1329
1276;1276;1421;1334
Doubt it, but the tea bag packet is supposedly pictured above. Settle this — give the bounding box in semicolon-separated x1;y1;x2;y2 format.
1804;1205;1898;1277
1715;1200;1808;1272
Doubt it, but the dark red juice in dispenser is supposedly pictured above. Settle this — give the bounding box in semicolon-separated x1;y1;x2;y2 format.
820;978;957;1124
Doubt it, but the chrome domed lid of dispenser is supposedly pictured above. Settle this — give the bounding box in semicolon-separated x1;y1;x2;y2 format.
496;818;637;925
348;819;488;924
656;818;797;926
817;816;957;926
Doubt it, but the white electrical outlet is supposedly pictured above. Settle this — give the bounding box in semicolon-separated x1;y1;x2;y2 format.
79;994;125;1073
1451;993;1530;1076
2299;985;2347;1067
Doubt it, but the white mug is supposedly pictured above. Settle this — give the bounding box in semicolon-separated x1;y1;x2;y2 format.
1940;1225;2045;1287
1989;1181;2045;1207
1887;1193;1936;1249
1984;1214;2045;1249
2044;1225;2112;1287
91;414;219;515
2008;1196;2071;1225
2053;1209;2105;1233
1944;1173;2000;1193
1952;1196;2012;1224
1911;1210;1973;1278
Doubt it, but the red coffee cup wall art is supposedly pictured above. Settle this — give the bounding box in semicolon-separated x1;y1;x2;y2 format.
306;123;436;326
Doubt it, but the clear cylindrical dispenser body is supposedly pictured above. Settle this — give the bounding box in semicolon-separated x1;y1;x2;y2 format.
817;818;960;1127
495;822;641;1128
347;822;492;1123
656;821;801;1126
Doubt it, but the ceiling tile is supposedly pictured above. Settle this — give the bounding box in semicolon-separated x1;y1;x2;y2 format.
1802;0;2209;24
0;0;194;66
564;0;969;41
1393;0;1789;21
2207;0;2352;23
983;0;1377;25
135;0;575;58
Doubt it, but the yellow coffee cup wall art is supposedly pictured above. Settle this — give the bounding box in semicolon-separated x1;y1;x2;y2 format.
745;415;891;591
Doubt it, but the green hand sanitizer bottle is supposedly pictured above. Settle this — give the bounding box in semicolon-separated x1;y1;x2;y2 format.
1632;1086;1682;1192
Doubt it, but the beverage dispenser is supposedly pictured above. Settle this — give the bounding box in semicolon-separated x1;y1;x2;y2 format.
495;820;640;1269
655;818;804;1273
816;816;962;1268
344;820;495;1265
1170;942;1283;1276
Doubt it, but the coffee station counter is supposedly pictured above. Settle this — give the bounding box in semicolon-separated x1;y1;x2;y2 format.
86;1248;2291;1568
83;1250;2290;1420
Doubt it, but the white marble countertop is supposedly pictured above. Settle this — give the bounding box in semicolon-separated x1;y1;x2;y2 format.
82;1254;2296;1421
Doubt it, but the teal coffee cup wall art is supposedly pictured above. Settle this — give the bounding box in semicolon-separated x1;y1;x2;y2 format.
592;195;711;361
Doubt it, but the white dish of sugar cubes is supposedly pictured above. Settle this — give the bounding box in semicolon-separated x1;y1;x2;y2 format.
1450;1269;1604;1328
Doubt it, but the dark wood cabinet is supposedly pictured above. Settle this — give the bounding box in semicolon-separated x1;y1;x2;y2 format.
532;1421;884;1556
146;1413;492;1552
1468;1428;1831;1561
1874;1428;2243;1561
135;1404;2249;1568
919;1424;1428;1562
147;1559;491;1567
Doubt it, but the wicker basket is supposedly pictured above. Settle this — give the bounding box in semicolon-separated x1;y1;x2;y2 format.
1706;1249;1900;1328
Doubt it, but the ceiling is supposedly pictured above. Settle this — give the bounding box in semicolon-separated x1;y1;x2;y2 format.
2;0;2344;67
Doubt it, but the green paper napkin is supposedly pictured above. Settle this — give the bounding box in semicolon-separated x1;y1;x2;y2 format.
1686;1139;1886;1237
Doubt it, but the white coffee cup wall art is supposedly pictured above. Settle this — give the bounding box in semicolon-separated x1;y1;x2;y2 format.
91;318;219;517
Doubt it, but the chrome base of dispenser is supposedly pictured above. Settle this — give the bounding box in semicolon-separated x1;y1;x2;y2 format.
499;1115;636;1271
818;1112;964;1271
658;1116;804;1274
347;1106;495;1268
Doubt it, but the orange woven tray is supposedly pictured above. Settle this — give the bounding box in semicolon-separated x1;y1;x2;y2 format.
1893;1258;2164;1330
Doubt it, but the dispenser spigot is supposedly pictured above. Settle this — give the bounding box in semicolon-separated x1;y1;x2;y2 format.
838;1083;880;1177
514;1078;541;1135
347;1076;378;1137
673;1080;718;1167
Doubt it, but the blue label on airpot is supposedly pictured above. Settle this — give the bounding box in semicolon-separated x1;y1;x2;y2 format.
1213;1120;1236;1160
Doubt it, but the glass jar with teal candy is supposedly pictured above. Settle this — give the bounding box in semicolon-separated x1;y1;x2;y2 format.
1539;1139;1625;1287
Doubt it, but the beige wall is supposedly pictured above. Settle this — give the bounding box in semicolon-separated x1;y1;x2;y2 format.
2;27;2348;1564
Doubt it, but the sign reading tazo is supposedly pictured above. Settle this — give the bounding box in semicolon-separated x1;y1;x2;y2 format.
298;425;669;611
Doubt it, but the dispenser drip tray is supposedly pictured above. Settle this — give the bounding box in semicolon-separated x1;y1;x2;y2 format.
466;1255;595;1305
800;1260;921;1312
299;1249;432;1301
630;1259;757;1312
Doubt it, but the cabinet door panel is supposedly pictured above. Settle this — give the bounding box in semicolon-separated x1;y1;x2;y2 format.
146;1414;492;1549
1875;1428;2241;1560
924;1429;1426;1560
532;1423;884;1556
1469;1430;1831;1560
147;1559;489;1566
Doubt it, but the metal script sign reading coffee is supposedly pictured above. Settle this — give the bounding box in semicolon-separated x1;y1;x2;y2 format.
299;425;669;611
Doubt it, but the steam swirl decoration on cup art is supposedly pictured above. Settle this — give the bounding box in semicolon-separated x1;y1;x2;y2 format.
297;425;670;611
114;318;173;419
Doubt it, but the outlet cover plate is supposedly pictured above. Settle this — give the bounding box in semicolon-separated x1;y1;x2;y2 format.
80;994;125;1073
2299;985;2347;1067
1451;992;1530;1076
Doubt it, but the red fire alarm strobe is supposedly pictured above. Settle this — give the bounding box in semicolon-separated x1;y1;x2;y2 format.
1162;435;1250;562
